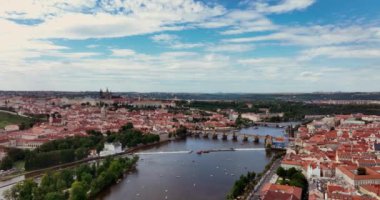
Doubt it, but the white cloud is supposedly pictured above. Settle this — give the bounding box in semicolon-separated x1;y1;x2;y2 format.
1;0;225;40
151;34;178;43
299;46;380;60
206;44;254;52
0;0;223;72
225;25;380;46
160;51;198;58
48;52;101;59
238;57;294;66
254;0;316;14
170;43;204;49
0;0;379;92
151;34;204;49
0;0;225;52
296;71;322;82
237;57;302;80
220;18;277;35
111;49;136;57
197;8;277;35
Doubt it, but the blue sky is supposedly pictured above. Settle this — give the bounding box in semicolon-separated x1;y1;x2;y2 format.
0;0;379;92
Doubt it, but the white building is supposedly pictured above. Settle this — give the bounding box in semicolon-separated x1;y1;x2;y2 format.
4;124;19;132
307;163;321;179
241;113;261;122
342;118;366;125
99;142;123;157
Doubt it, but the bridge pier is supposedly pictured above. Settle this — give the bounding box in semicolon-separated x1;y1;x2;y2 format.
222;133;227;140
232;133;237;141
203;133;209;138
254;136;259;143
243;134;248;142
212;133;218;140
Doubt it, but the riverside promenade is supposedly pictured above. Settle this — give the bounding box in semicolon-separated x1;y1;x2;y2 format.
247;157;282;200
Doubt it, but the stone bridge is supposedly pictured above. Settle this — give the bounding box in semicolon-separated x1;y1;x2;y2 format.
187;129;283;144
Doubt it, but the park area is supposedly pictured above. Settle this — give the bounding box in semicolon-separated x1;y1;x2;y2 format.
0;112;34;130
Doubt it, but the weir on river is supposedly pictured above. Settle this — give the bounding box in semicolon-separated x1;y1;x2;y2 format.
134;151;193;155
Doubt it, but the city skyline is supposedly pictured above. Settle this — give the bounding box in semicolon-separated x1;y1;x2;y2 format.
1;0;380;92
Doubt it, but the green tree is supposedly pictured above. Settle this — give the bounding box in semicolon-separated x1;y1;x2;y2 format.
0;156;13;170
60;169;74;188
121;122;134;131
291;172;306;181
81;172;93;189
276;166;286;178
286;167;298;179
7;148;27;161
6;179;37;200
227;171;256;199
289;179;304;188
247;171;256;180
75;147;88;160
19;122;26;130
69;181;87;200
175;126;187;138
44;192;66;200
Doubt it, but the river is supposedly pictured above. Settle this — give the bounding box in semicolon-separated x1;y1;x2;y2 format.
98;125;288;200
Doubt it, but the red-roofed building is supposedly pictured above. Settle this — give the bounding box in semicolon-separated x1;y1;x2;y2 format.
360;185;380;200
260;183;302;200
336;166;380;186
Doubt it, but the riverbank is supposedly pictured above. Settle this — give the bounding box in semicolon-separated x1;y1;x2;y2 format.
245;152;285;200
226;151;285;200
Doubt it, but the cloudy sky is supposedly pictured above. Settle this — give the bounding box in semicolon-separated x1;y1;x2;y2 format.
1;0;379;92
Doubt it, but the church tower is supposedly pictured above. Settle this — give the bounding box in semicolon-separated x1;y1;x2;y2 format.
100;89;103;98
101;105;107;120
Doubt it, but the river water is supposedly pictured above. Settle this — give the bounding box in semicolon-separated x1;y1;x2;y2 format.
99;125;287;200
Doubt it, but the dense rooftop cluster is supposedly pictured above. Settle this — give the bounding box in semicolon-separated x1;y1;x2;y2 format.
0;96;235;150
279;114;380;199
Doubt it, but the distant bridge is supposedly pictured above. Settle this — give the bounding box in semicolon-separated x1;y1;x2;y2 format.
133;148;267;156
253;122;287;128
187;129;284;142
